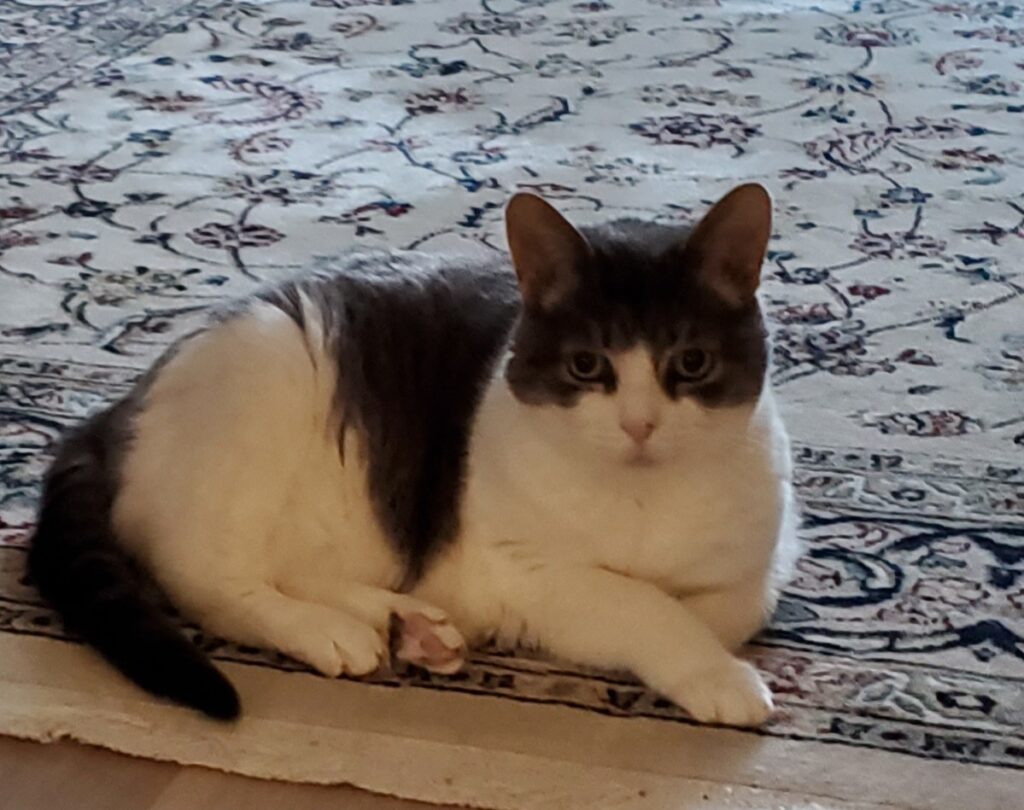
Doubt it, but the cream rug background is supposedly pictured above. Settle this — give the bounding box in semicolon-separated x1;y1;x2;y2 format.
1;0;1022;808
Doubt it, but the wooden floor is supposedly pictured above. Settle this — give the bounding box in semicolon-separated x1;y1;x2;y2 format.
0;735;454;810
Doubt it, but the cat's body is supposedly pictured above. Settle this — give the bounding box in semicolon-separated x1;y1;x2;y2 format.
30;186;798;726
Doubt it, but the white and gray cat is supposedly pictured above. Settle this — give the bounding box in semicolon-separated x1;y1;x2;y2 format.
30;184;798;727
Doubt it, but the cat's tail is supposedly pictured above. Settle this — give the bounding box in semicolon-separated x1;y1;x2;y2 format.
27;412;241;720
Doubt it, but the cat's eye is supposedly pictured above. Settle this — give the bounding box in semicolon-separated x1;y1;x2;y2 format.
672;348;713;381
567;351;607;382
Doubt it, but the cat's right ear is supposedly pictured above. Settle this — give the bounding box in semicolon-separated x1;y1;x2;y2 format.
505;193;591;311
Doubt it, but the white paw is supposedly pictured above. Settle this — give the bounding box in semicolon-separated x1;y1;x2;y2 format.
390;602;467;675
285;609;385;678
665;658;774;727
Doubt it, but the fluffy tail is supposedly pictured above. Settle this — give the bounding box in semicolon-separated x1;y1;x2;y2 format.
28;413;240;720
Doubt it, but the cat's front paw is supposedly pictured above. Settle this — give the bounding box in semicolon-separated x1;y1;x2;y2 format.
287;610;385;678
666;658;773;727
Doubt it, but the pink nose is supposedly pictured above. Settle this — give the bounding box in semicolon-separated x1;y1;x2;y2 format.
621;420;655;445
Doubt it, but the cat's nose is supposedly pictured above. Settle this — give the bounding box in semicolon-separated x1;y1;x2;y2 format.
620;419;655;446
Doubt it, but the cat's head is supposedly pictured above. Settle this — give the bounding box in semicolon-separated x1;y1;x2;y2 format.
503;184;772;466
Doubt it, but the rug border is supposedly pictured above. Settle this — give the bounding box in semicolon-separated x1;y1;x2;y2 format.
1;634;1018;810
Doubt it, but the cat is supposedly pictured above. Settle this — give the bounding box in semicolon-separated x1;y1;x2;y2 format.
29;183;798;727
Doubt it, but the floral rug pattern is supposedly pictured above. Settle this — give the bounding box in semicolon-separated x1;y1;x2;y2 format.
1;0;1023;774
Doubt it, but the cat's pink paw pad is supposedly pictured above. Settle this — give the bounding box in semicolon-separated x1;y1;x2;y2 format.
389;608;466;675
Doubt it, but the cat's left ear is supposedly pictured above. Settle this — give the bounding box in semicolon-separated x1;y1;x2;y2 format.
506;193;592;311
682;183;772;306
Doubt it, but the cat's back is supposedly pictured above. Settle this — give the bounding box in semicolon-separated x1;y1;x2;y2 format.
261;249;520;361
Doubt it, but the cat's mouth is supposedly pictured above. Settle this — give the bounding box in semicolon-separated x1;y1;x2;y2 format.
624;448;657;468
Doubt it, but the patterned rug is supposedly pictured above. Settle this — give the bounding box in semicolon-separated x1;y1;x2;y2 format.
1;0;1022;808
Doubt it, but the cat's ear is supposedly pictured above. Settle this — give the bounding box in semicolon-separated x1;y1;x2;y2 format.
682;183;772;306
506;193;591;310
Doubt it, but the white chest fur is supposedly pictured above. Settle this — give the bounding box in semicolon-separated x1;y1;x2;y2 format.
416;376;795;643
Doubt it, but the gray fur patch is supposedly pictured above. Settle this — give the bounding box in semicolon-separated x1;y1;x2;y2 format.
260;250;520;579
